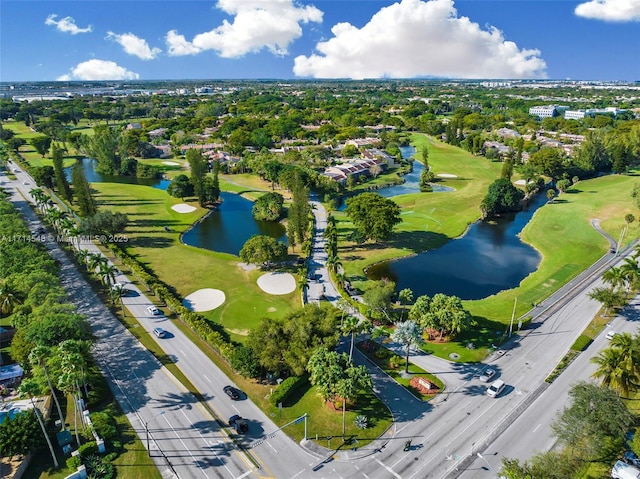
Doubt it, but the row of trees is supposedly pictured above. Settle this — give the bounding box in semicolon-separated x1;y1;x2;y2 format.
0;191;99;466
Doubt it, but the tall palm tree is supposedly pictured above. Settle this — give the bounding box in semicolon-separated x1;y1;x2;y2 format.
87;252;107;275
621;257;640;294
391;320;424;374
591;345;639;397
0;280;21;317
29;346;66;431
341;316;360;362
98;263;118;286
76;249;91;268
110;284;127;316
603;266;626;292
18;378;59;468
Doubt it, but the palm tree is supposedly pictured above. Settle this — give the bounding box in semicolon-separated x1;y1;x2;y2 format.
87;252;107;275
621;258;640;294
98;263;118;286
591;347;638;397
18;378;59;468
110;284;127;316
0;280;21;317
29;346;66;431
391;320;424;374
603;266;626;292
341;316;360;362
76;249;90;269
371;326;390;346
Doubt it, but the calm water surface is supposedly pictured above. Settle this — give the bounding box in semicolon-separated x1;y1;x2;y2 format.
367;190;545;300
65;158;171;190
181;191;286;255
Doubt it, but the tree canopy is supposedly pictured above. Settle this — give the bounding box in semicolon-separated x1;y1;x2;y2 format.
480;178;524;219
239;235;287;268
252;192;284;222
345;192;402;242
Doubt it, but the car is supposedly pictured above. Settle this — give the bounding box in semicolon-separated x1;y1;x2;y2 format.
228;414;248;433
606;330;619;340
152;327;166;338
486;379;506;398
612;460;640;479
478;367;497;383
146;305;161;315
223;385;241;400
611;247;617;254
22;181;29;185
625;451;640;468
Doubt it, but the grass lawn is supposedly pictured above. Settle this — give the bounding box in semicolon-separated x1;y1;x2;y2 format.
90;182;300;344
336;135;504;292
357;339;445;401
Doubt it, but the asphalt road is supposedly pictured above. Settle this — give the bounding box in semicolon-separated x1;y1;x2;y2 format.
3;163;634;479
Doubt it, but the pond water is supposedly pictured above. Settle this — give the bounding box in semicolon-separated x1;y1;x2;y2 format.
181;191;287;255
366;191;546;300
68;158;286;256
65;158;171;190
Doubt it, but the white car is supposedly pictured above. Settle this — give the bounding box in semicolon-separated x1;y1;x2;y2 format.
146;305;161;315
606;330;619;340
152;327;167;338
478;367;497;383
486;379;506;398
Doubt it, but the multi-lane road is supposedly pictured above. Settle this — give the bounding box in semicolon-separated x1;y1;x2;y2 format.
2;163;635;478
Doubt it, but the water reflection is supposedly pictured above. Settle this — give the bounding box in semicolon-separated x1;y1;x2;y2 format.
181;191;286;256
65;158;170;190
367;192;545;300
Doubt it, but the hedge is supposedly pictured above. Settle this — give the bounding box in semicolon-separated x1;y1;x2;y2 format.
269;375;309;407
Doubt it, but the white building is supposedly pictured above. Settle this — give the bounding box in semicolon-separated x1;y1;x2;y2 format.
529;105;569;119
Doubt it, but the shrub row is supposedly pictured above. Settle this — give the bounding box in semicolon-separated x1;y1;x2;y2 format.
104;243;235;361
269;375;309;407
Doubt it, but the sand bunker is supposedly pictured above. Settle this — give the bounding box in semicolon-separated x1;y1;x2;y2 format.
437;173;458;178
257;272;296;295
172;203;197;213
183;289;226;312
162;161;180;166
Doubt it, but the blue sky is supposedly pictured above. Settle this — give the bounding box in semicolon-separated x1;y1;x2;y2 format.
1;0;638;82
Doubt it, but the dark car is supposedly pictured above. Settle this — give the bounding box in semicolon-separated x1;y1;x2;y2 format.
229;414;248;433
223;385;241;400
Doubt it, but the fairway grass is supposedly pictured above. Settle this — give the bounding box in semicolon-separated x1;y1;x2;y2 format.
91;182;300;344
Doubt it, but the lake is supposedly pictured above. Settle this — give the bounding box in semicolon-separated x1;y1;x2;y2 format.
65;158;171;190
366;190;545;300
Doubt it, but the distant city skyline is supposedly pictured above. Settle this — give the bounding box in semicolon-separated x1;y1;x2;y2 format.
1;0;639;82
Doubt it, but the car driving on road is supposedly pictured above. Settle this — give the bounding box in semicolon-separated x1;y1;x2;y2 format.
223;385;241;400
152;327;166;338
486;379;506;398
229;415;248;433
147;305;161;315
478;367;497;382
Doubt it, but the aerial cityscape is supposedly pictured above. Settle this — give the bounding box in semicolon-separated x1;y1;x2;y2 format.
1;1;640;479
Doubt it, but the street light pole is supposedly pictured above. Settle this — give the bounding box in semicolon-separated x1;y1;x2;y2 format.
477;452;499;474
145;411;166;457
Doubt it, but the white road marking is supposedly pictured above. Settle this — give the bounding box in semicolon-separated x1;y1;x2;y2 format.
533;423;542;432
180;348;187;357
203;374;212;383
375;459;402;479
236;471;252;479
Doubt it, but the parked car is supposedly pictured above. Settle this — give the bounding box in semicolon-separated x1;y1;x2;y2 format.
223;385;241;400
147;305;161;315
612;460;640;479
152;327;166;338
607;330;619;340
228;415;248;433
478;367;497;383
625;451;640;468
486;379;505;398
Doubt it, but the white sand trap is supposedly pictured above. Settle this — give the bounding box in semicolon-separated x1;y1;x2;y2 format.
183;288;226;312
514;179;527;185
172;203;197;213
437;173;458;178
162;161;180;166
257;272;296;295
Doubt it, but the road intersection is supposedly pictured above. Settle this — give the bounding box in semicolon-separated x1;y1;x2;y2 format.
1;164;635;478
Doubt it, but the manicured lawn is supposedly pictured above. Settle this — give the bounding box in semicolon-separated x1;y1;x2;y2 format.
90;182;300;344
357;339;445;400
336;135;504;291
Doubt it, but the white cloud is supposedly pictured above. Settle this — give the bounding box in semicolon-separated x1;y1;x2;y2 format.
166;30;202;56
575;0;640;21
106;31;162;60
166;0;323;58
45;14;93;34
56;59;139;81
293;0;547;80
